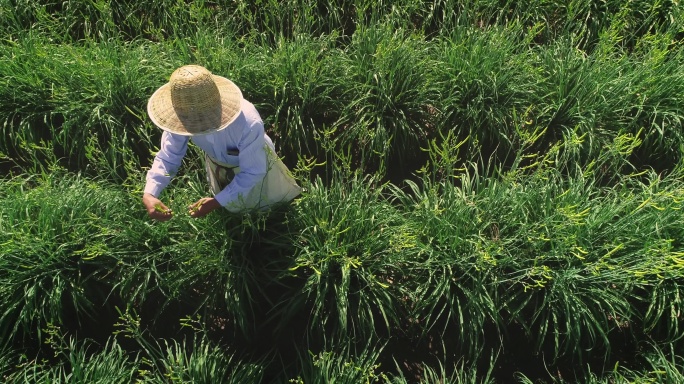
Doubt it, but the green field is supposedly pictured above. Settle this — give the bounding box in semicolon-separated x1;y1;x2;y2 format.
1;1;684;382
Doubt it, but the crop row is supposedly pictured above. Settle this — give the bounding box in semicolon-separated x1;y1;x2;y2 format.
2;145;683;380
1;3;683;183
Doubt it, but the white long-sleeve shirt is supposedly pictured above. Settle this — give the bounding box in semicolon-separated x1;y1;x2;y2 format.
144;99;275;207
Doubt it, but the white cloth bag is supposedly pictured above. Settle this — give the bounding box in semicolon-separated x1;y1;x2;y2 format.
205;145;302;213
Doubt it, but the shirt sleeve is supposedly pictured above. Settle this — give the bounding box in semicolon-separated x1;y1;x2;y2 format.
213;119;269;207
144;131;189;197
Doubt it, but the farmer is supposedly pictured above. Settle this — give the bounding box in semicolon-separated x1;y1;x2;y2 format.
142;64;301;221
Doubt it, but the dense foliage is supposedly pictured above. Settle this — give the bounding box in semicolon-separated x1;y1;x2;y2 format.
1;0;683;382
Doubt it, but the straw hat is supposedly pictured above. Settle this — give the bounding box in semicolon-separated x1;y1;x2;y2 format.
147;65;243;135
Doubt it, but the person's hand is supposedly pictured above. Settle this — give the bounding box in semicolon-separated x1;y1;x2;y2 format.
143;193;173;221
188;197;220;218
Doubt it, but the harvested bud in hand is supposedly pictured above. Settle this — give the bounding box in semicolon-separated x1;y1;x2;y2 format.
154;204;171;213
189;200;204;214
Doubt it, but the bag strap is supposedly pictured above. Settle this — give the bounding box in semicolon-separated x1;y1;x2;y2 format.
206;154;238;169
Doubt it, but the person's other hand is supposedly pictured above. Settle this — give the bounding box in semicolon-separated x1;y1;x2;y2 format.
188;197;220;218
143;193;173;221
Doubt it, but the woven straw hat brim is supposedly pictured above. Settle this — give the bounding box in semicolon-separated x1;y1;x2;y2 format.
147;75;243;136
